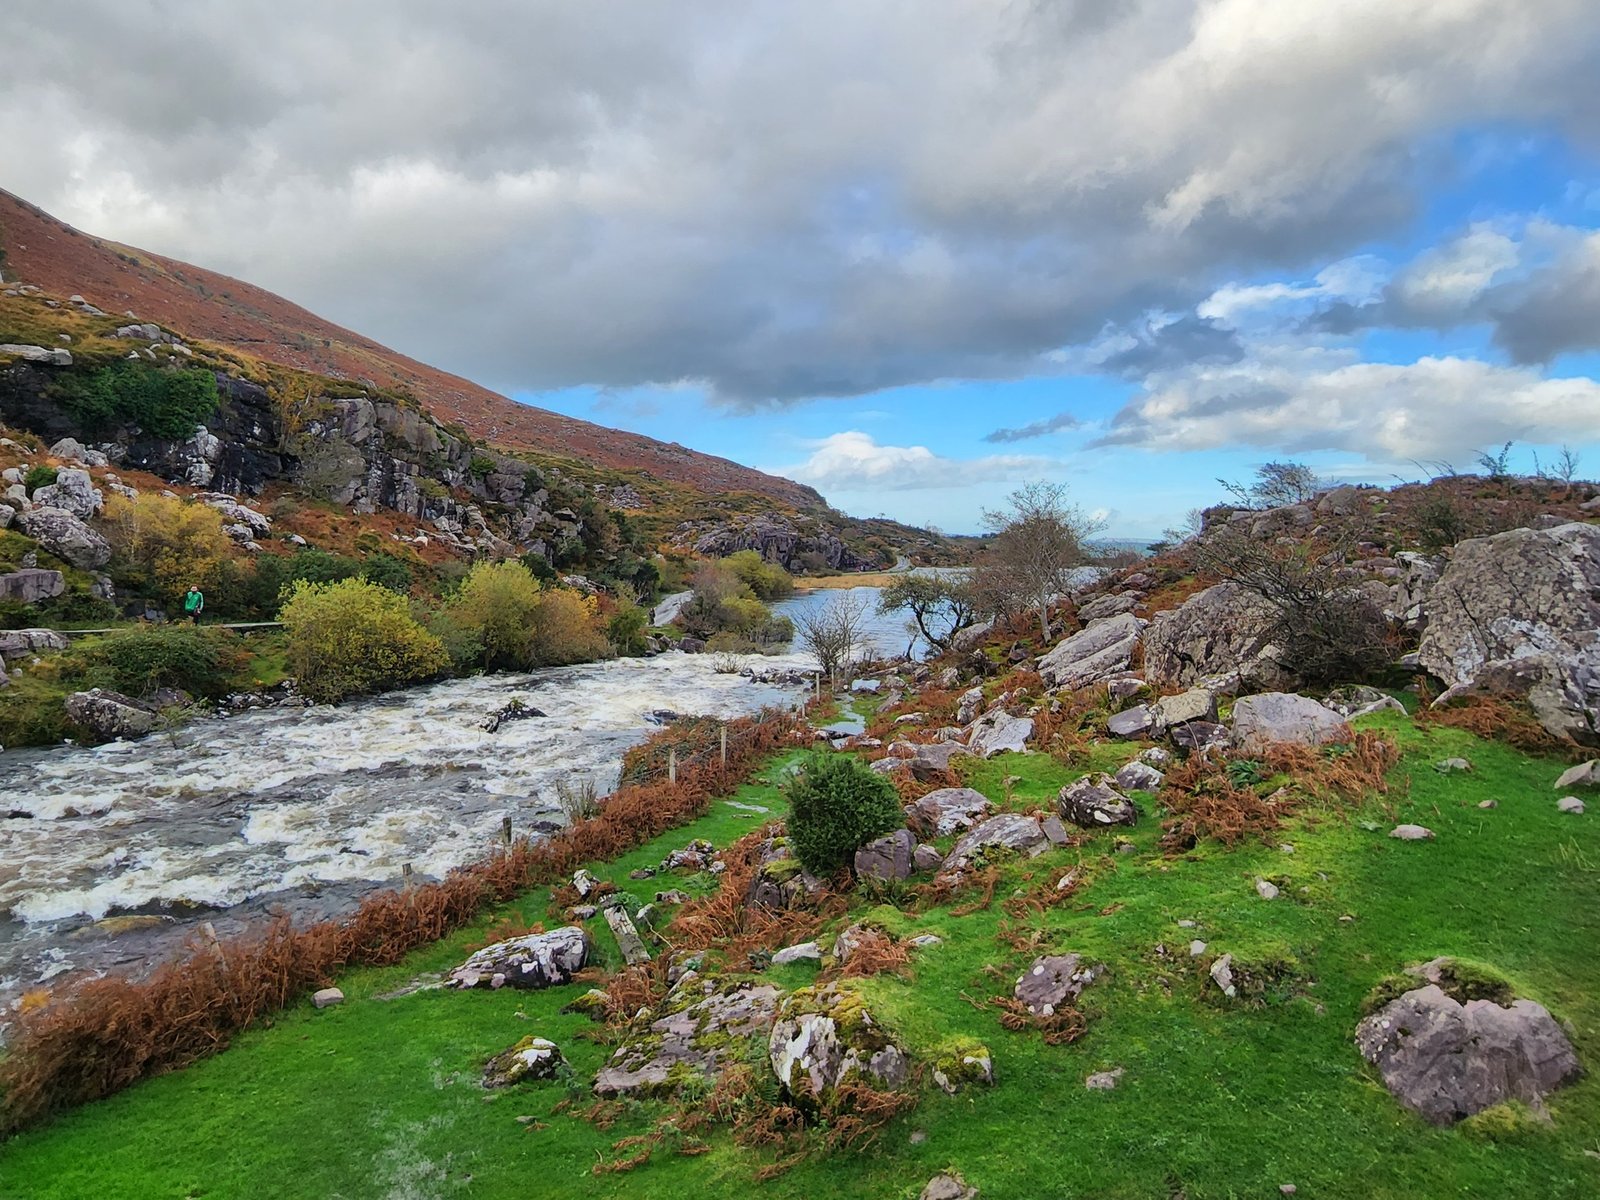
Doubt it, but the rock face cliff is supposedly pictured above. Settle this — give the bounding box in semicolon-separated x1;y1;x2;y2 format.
0;187;825;511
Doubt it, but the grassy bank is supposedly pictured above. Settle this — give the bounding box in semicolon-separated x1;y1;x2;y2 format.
1;712;1597;1199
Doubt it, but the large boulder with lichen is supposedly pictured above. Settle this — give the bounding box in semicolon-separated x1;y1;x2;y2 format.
1355;958;1582;1125
447;926;588;990
1038;613;1143;689
1143;581;1295;691
768;983;909;1106
1418;522;1600;746
745;836;826;908
17;506;111;570
595;977;782;1097
904;787;993;838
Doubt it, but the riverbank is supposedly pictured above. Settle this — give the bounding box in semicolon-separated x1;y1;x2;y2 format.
2;711;1595;1198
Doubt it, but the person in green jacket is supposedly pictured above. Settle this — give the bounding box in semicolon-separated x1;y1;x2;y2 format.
182;584;205;624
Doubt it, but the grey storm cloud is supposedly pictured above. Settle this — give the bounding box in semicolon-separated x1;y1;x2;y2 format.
984;412;1083;444
1098;315;1246;378
4;1;1600;405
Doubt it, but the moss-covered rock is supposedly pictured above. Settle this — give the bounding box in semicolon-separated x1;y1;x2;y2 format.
768;983;909;1107
482;1036;566;1088
594;976;781;1099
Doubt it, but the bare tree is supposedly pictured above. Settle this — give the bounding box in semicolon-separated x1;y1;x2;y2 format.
795;591;874;687
973;481;1102;642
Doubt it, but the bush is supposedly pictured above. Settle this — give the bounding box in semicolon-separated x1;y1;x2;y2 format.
278;578;449;703
361;552;413;594
103;493;234;608
725;549;794;601
22;465;57;495
607;597;650;656
66;626;242;700
783;752;905;876
528;588;610;666
446;560;544;669
50;361;219;440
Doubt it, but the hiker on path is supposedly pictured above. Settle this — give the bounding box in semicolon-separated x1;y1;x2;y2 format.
183;584;205;624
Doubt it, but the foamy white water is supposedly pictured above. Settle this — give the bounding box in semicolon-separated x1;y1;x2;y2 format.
0;652;811;1009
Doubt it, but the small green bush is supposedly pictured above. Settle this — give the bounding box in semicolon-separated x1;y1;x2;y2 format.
361;552;413;594
65;626;241;700
51;361;219;440
23;465;58;495
279;578;449;703
783;752;905;876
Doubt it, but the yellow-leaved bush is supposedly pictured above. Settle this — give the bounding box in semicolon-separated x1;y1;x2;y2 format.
279;577;449;703
446;560;609;669
103;493;233;607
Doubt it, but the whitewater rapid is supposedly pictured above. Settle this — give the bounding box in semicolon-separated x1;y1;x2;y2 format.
0;652;812;1009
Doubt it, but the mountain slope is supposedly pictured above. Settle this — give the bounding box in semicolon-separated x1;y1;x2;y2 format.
0;189;824;511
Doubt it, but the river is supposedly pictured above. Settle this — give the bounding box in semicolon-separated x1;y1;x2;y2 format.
0;652;814;1012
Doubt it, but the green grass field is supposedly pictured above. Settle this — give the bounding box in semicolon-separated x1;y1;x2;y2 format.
2;712;1596;1200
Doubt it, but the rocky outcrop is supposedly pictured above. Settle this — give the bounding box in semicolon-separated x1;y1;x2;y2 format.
596;978;781;1098
0;568;64;604
964;711;1033;758
447;927;588;990
1143;581;1295;691
1231;693;1349;752
944;812;1050;871
745;837;826;909
1418;522;1600;746
677;513;883;573
0;628;68;663
30;467;102;519
1356;983;1582;1125
16;506;111;569
1038;613;1143;689
768;984;909;1106
853;828;915;882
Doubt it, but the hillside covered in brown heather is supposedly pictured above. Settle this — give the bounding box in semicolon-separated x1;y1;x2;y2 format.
0;189;824;511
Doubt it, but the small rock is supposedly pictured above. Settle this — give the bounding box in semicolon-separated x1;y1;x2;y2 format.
908;934;944;948
1189;940;1207;957
1209;953;1237;998
483;1036;567;1088
772;941;822;966
1255;878;1280;900
1084;1067;1124;1090
919;1173;978;1200
312;987;344;1009
1434;757;1473;773
1390;824;1436;840
1477;799;1497;809
1280;1187;1297;1196
1014;953;1099;1016
1554;760;1600;790
1557;796;1585;814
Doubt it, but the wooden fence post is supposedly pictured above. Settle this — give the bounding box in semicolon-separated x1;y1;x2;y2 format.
720;725;727;768
668;748;677;785
501;815;513;847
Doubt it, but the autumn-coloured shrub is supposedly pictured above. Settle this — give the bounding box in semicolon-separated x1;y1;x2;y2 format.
103;492;234;607
279;577;450;702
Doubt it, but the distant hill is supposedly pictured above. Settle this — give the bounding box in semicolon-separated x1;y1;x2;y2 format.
0;189;825;511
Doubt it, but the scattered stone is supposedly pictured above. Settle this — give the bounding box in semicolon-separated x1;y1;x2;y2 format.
1013;953;1100;1016
1150;687;1218;733
1039;814;1072;846
1478;799;1497;809
1189;940;1207;957
1085;1067;1124;1090
482;698;546;732
907;934;944;948
1170;721;1230;753
483;1036;567;1088
919;1173;978;1200
1255;878;1280;900
1557;796;1585;815
932;1043;994;1093
311;987;344;1009
1057;775;1138;827
1113;761;1164;792
745;838;825;909
904;787;993;838
772;941;822;966
912;843;945;873
1435;758;1473;773
854;827;915;882
1356;983;1582;1125
603;905;652;966
660;838;717;872
448;927;587;990
1143;580;1295;691
1554;761;1600;790
1390;824;1436;840
1209;953;1237;998
1139;746;1172;767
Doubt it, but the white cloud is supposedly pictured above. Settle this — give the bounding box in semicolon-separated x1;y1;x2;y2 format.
1198;256;1387;324
1098;356;1600;462
1387;225;1520;318
775;432;1055;491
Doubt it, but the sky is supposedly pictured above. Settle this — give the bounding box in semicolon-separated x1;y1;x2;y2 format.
4;1;1600;537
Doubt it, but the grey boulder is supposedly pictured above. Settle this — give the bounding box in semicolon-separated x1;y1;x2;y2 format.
1143;581;1295;691
1038;612;1144;689
1057;775;1138;827
483;1036;566;1087
944;812;1049;871
448;926;588;990
30;468;103;519
904;787;993;838
853;828;914;882
1356;984;1582;1125
1232;692;1350;752
65;689;157;741
598;978;781;1097
17;506;111;570
0;569;64;604
769;984;908;1105
1113;761;1165;792
1014;953;1100;1016
965;711;1033;758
